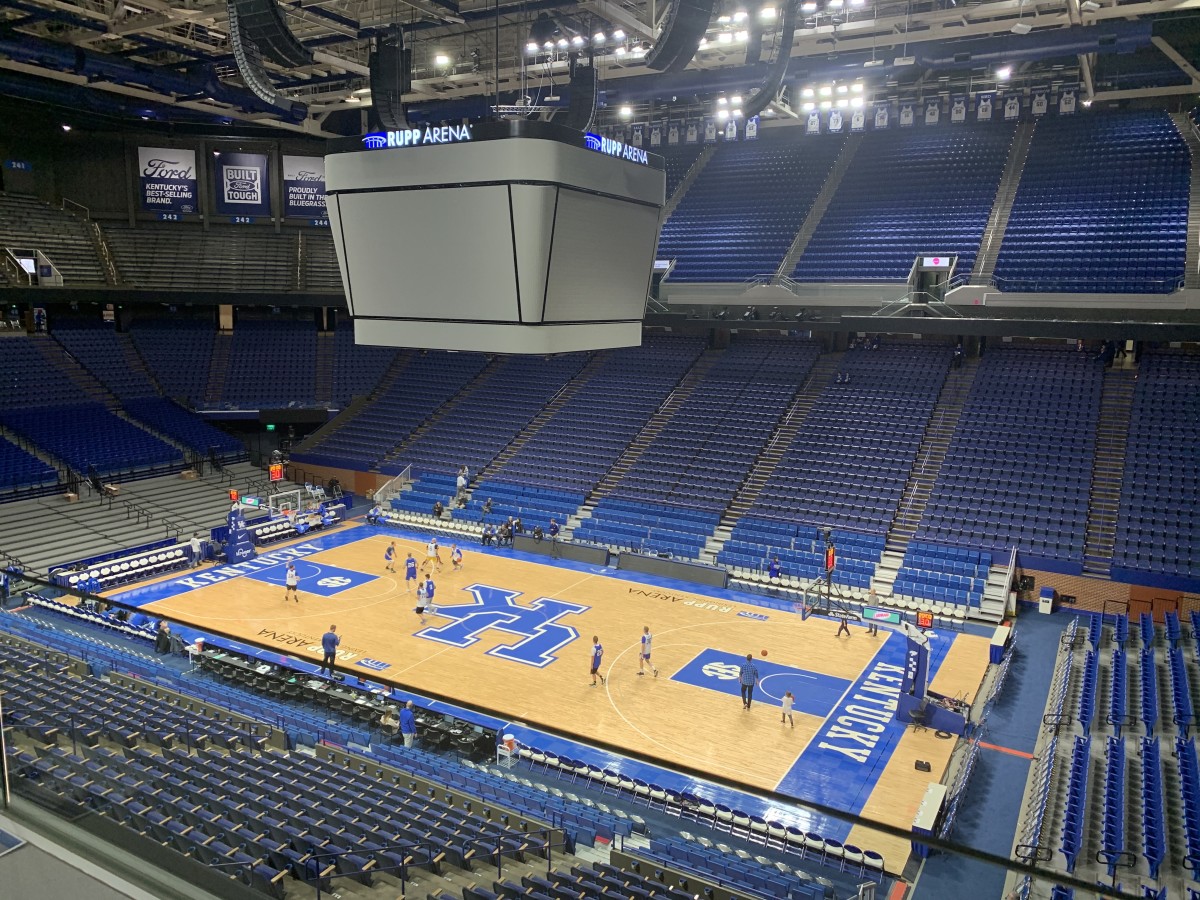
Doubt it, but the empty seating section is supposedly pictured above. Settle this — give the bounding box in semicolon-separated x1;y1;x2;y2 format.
657;133;845;281
893;541;991;610
750;342;951;535
717;521;882;589
1077;650;1098;733
1171;647;1194;735
51;322;158;397
1109;649;1128;736
489;335;707;495
303;230;343;292
454;481;582;531
0;337;88;409
3;674;547;897
994;111;1189;293
646;836;825;899
1142;736;1166;880
792;126;1014;281
123;398;243;457
1113;350;1199;582
299;352;489;471
1141;648;1159;734
660;144;706;199
394;354;589;480
576;338;820;555
1177;737;1200;873
0;403;181;475
102;223;296;291
0;435;56;493
0;193;106;284
917;347;1101;565
129;319;215;406
1059;735;1089;872
330;321;398;406
1099;736;1125;876
574;501;719;558
221;319;317;408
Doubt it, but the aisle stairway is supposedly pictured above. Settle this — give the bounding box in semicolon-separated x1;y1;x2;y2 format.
202;332;232;407
971;120;1036;284
775;133;863;279
1082;367;1137;576
472;353;608;485
698;352;841;563
884;356;982;553
1170;112;1200;289
377;356;507;468
295;353;413;453
29;335;117;410
584;350;722;505
314;331;334;406
115;332;161;394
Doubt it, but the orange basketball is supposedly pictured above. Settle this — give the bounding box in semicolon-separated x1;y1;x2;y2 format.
761;650;768;657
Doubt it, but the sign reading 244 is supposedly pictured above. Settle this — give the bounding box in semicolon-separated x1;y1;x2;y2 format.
415;584;588;668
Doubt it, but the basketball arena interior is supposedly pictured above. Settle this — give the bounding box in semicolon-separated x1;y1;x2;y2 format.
0;0;1199;898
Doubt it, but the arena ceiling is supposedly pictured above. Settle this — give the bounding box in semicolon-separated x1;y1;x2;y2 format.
0;0;1199;135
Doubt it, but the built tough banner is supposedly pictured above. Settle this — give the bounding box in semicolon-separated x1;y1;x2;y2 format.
213;151;271;217
282;155;327;218
138;146;198;214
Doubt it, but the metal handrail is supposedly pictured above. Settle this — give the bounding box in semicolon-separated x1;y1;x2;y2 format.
61;198;90;219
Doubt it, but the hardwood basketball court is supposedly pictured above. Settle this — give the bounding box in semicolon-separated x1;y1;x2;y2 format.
111;521;992;872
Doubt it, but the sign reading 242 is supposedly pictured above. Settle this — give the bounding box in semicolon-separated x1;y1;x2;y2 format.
415;584;587;668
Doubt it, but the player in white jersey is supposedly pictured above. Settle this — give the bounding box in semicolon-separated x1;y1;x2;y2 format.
638;625;658;677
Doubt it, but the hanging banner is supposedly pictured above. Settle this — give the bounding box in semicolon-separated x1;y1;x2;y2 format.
631;124;644;147
282;155;326;218
976;91;995;122
685;119;699;144
850;108;866;132
703;117;718;142
668;121;681;145
1003;93;1022;121
1059;84;1078;115
950;95;967;124
1031;85;1050;117
828;108;844;133
745;115;760;140
874;102;890;130
723;118;738;141
649;123;662;147
806;110;821;134
924;99;940;125
137;146;198;214
899;102;915;127
213;151;271;218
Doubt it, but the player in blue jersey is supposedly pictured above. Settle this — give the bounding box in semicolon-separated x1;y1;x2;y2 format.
404;552;418;592
384;541;397;573
589;636;605;686
638;625;658;677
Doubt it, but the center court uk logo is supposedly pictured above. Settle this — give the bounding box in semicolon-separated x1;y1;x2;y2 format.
416;583;587;668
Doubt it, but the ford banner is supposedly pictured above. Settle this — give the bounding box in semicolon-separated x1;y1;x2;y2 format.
282;155;326;218
138;146;198;214
213;151;271;217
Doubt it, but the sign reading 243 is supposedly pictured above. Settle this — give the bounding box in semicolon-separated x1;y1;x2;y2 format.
415;584;587;668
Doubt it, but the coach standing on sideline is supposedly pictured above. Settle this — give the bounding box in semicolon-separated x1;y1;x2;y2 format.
738;653;760;710
320;625;340;676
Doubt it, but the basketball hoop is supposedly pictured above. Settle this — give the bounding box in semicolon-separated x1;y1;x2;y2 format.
794;602;811;621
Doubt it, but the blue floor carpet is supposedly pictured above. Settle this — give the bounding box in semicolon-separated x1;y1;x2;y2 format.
912;608;1075;900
